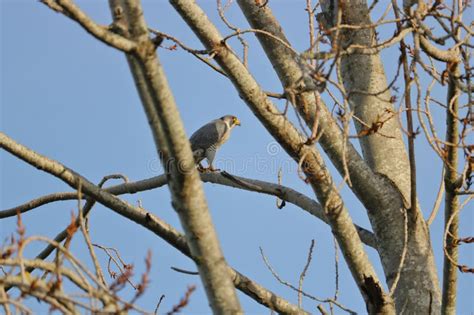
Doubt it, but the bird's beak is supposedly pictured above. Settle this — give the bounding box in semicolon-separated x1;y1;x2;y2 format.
235;118;241;126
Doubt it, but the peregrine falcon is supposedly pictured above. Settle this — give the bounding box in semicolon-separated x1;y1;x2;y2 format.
190;115;241;172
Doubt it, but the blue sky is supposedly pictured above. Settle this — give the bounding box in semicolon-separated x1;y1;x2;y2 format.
1;0;473;313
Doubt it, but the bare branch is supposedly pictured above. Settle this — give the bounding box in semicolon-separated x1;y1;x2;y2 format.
166;285;196;315
0;131;309;314
41;0;136;52
170;266;199;275
259;247;356;314
154;295;165;315
1;172;377;249
442;60;461;315
298;239;315;308
168;1;393;312
77;186;107;287
427;167;445;225
1;192;80;219
108;0;242;311
418;35;461;63
302;27;414;59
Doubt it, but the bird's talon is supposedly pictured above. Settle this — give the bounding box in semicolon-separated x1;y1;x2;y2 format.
197;163;205;172
197;166;220;173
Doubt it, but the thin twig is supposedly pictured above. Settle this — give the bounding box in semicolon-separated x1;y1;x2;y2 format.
259;247;356;314
154;295;165;315
170;266;199;275
333;237;339;301
389;208;408;297
443;195;474;273
427;167;445;225
41;0;136;52
298;239;315;307
92;244;137;289
166;285;196;315
77;184;107;286
217;0;249;67
276;168;286;209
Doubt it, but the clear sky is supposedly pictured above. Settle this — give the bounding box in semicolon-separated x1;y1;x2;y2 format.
1;0;473;313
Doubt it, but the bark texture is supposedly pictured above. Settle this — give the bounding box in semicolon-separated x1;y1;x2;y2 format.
169;0;396;312
236;0;441;313
0;172;378;248
442;63;460;315
319;1;441;313
6;0;464;313
107;1;242;313
0;132;307;314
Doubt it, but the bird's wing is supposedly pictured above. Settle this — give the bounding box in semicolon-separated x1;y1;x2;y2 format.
189;121;220;151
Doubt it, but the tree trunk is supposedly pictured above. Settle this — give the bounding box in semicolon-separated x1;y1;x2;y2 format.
319;1;441;313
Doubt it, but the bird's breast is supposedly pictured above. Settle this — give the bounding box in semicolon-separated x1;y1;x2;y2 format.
217;129;231;146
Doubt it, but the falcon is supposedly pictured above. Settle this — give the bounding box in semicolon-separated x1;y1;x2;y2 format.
190;115;241;172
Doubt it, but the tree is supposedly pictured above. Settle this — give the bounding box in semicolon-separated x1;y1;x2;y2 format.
1;0;472;314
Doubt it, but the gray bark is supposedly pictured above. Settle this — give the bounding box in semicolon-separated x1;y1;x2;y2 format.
236;0;441;313
442;63;460;315
0;132;307;315
107;1;242;313
320;1;441;313
169;0;396;312
8;0;457;312
0;172;378;248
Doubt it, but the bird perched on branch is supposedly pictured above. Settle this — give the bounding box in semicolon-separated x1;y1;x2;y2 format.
190;115;241;172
